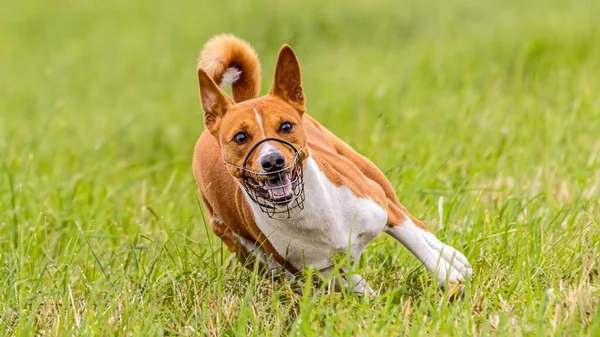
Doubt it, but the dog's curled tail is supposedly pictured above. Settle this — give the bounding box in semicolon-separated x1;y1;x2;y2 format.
198;34;261;103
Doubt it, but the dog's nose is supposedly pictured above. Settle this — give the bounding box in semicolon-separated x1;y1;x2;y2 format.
261;152;286;172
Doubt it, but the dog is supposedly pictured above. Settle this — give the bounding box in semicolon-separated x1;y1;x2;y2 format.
193;34;472;295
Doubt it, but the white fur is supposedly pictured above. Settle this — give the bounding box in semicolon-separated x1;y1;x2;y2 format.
259;143;277;160
243;157;388;271
220;67;241;88
385;219;472;286
253;107;266;137
254;108;277;164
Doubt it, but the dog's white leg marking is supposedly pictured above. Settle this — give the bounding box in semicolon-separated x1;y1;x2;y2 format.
318;266;376;297
385;219;472;287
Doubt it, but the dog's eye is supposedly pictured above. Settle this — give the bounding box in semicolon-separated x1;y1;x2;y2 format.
233;132;249;144
280;122;293;133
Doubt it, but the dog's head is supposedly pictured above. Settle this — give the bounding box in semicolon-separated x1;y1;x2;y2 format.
197;43;308;215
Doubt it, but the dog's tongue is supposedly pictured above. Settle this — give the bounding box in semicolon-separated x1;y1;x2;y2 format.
266;174;292;198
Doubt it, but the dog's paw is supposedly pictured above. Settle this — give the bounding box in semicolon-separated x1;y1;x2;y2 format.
422;232;472;287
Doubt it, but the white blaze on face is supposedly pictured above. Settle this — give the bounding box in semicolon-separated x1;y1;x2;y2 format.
251;107;293;199
253;106;278;169
259;142;278;159
253;107;266;137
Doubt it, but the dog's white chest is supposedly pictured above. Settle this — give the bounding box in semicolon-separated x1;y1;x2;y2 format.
247;157;388;270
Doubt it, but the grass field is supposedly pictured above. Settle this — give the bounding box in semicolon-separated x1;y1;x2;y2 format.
1;0;600;335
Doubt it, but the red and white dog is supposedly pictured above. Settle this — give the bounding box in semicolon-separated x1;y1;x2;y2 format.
193;34;472;295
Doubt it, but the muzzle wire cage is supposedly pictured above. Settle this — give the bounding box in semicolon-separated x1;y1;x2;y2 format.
224;138;306;219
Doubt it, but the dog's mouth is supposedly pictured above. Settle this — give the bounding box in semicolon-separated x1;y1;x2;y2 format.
242;161;302;206
224;137;306;219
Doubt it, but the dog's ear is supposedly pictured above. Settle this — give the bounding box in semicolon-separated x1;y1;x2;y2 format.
198;68;234;135
269;45;305;113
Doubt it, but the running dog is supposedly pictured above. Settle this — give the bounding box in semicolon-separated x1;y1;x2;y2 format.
193;34;472;295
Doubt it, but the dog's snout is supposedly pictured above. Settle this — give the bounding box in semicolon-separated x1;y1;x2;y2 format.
261;152;285;172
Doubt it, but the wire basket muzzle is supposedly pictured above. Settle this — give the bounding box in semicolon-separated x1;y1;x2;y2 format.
225;137;306;219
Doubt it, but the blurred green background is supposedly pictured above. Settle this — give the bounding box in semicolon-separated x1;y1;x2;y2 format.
1;0;599;335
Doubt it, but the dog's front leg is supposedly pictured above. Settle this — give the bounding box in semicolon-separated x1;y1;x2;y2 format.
232;233;298;281
385;202;472;288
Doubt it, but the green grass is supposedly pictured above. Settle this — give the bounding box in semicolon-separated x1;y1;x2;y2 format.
1;0;600;335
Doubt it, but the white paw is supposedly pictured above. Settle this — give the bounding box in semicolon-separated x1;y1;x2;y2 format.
349;274;377;297
322;270;376;297
422;232;472;286
385;220;473;290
